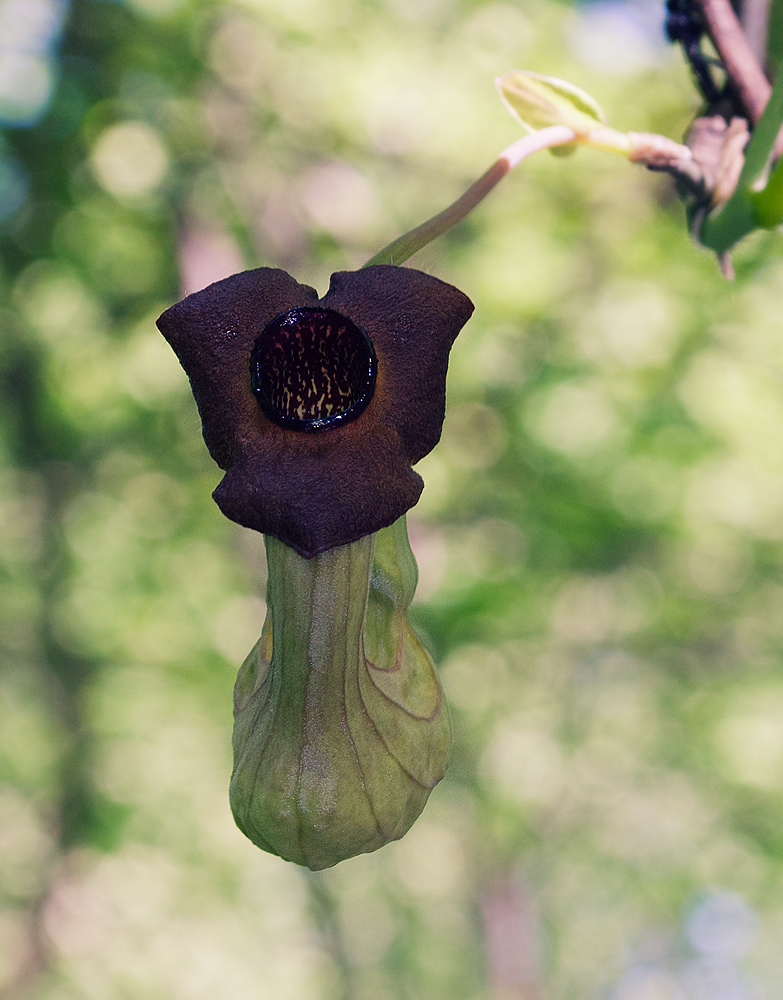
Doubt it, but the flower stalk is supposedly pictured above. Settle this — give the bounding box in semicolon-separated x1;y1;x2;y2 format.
364;125;576;267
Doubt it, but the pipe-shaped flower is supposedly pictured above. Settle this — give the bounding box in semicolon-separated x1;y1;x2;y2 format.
156;264;474;557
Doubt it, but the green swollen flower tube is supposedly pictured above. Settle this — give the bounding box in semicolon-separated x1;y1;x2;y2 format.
231;517;451;870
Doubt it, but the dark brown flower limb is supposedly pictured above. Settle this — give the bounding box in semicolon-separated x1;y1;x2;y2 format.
157;265;474;557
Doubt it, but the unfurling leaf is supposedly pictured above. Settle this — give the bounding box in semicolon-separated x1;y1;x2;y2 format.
229;516;452;870
497;69;606;136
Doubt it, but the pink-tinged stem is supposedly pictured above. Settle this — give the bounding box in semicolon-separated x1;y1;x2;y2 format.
363;125;576;268
694;0;771;124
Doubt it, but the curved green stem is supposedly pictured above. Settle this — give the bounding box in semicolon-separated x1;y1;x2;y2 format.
363;125;576;267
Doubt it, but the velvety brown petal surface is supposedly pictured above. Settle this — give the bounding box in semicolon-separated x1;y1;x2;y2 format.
322;266;475;463
214;421;423;557
156;264;474;557
156;268;318;469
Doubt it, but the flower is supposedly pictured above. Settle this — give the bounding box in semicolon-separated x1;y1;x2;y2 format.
156;264;474;557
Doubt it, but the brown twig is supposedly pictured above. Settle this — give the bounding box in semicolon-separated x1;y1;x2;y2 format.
739;0;771;64
694;0;771;123
628;131;705;191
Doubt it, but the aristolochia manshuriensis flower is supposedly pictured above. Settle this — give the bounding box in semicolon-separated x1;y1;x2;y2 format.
157;263;473;869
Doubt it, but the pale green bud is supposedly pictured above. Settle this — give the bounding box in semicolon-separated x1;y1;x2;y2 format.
497;70;606;137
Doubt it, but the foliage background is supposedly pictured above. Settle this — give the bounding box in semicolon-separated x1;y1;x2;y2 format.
3;0;783;996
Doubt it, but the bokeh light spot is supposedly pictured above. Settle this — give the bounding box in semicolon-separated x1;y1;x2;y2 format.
91;122;169;199
526;381;620;458
441;402;507;470
567;0;666;75
0;0;66;126
715;691;783;789
686;890;758;960
0;52;53;125
392;822;465;896
300;161;383;242
576;281;680;369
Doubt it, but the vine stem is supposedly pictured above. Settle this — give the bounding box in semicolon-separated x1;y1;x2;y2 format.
363;124;576;268
694;0;771;123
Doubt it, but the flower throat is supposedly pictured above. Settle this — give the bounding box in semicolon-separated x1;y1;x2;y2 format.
250;307;377;432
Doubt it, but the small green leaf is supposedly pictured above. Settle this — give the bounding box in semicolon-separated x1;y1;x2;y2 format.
751;154;783;227
497;69;606;136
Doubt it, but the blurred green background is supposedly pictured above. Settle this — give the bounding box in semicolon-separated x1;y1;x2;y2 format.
3;0;783;996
